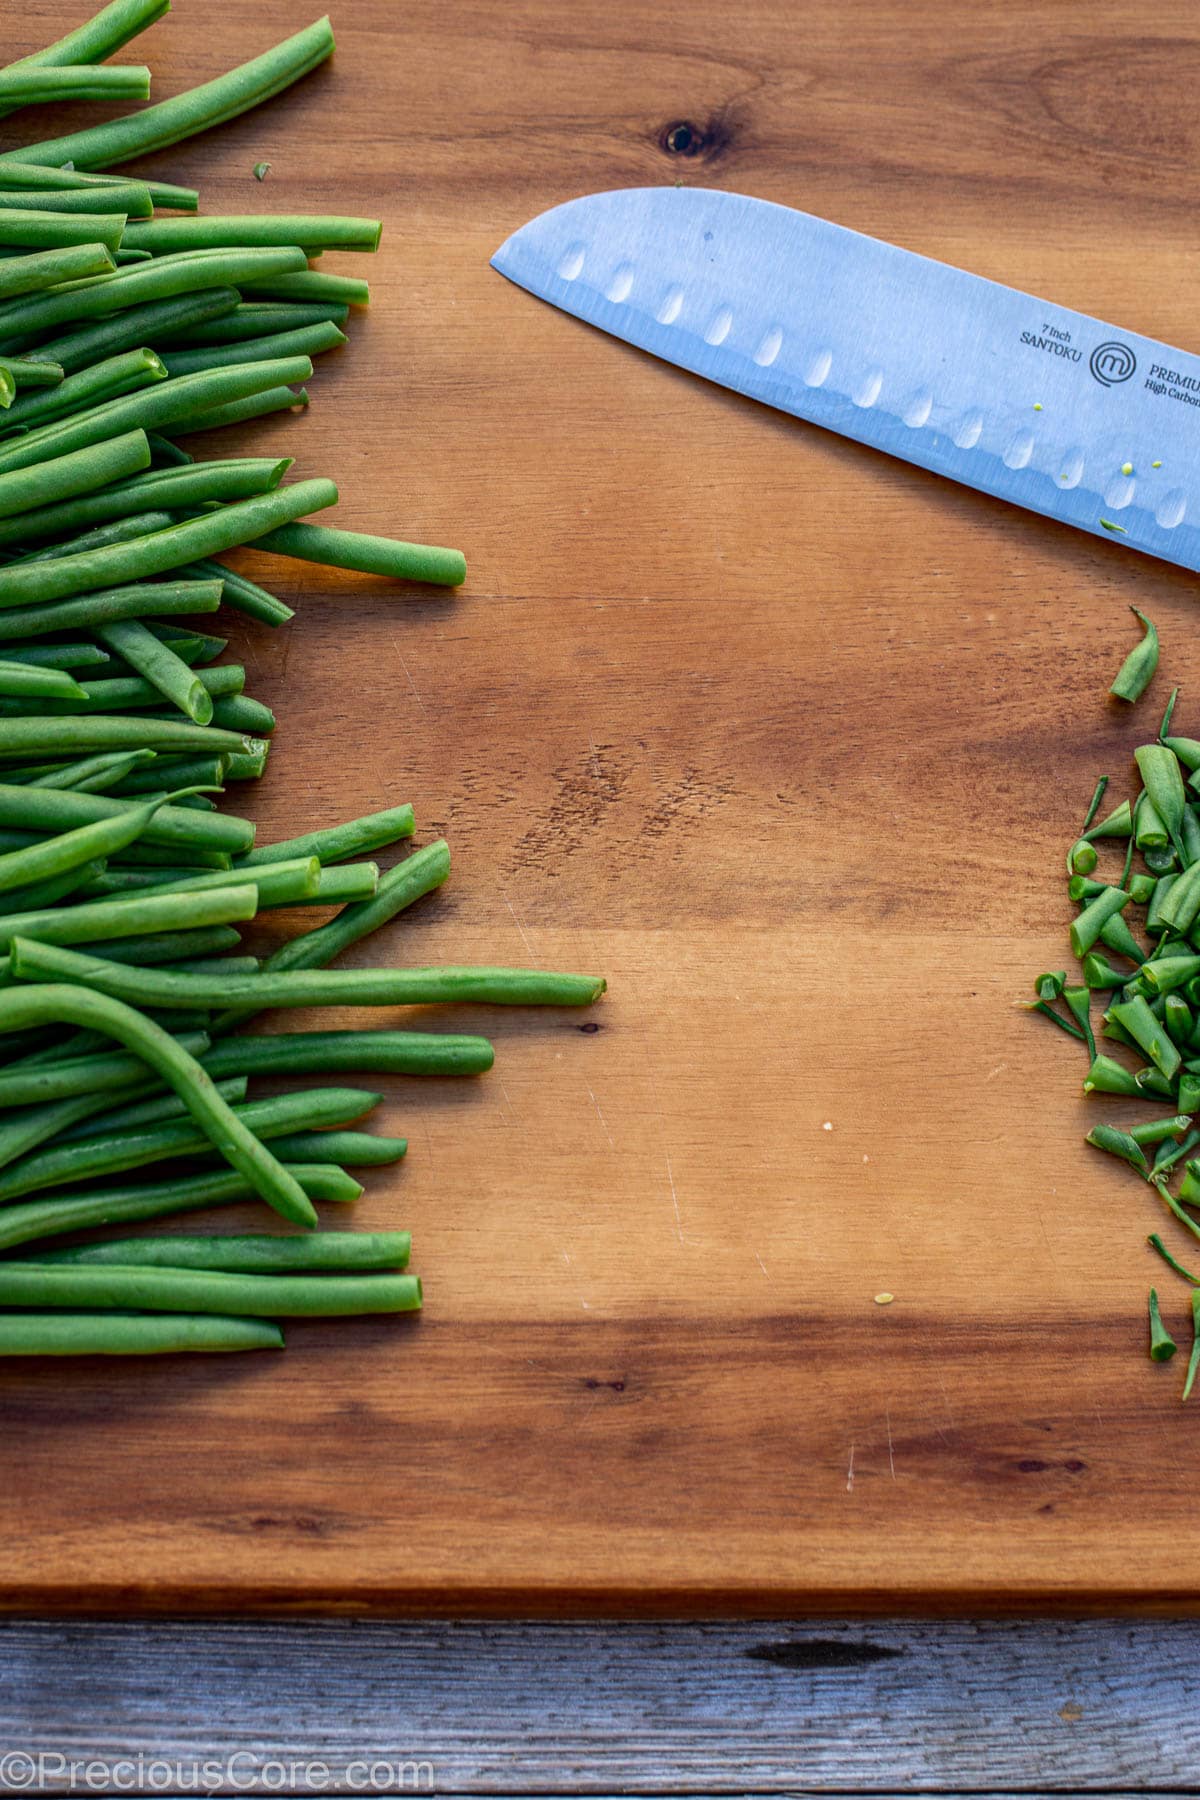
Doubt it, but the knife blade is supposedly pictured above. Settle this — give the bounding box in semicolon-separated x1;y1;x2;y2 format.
492;186;1200;574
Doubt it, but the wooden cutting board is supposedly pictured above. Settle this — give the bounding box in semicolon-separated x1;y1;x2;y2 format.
4;0;1200;1616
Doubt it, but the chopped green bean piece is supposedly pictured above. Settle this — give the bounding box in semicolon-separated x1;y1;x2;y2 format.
1149;1289;1178;1361
1111;606;1158;702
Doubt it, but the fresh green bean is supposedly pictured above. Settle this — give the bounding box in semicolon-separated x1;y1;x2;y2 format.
0;985;322;1223
0;1313;283;1355
1186;1293;1200;1400
0;708;250;758
0;456;291;550
0;185;152;220
1111;606;1159;703
0;1262;420;1317
0;355;315;479
254;521;467;587
1148;1232;1200;1285
202;1027;493;1081
10;663;243;724
60;1074;248;1141
0;645;110;672
1107;994;1182;1080
10;936;607;1012
0;0;167;121
0;784;251;855
0;471;332;603
0;207;128;256
0;355;63;393
159;320;347;380
1136;745;1187;855
31;749;157;792
0;1030;212;1111
1085;1122;1149;1175
12;508;178;568
0;240;115;303
0;250;305;357
1140;955;1200;997
92;620;213;725
0;163;193;211
1149;1289;1178;1361
26;288;240;378
9;17;336;171
0;883;256;958
1128;1115;1191;1148
172;557;293;625
38;1230;408;1273
0;784;205;898
161;301;349;347
238;271;369;307
124;215;380;256
241;802;413;868
109;755;226;796
260;1130;408;1166
0;583;222;647
0;347;166;435
0;662;86;701
0;66;150;108
0;427;149;522
1071;887;1131;959
223;746;268;781
0;1083;377;1206
84;855;318;906
0;858;106;916
170;382;308;436
198;694;276;736
78;926;242;968
0;1163;359;1254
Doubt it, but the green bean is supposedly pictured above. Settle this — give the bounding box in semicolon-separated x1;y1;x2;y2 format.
161;301;349;347
0;784;251;856
0;708;249;761
0;1263;420;1318
0;356;63;395
213;841;452;1037
0;1030;212;1111
0;859;106;916
0;1073;184;1173
0;185;152;221
0;1314;283;1355
1140;955;1200;997
1068;839;1098;876
1185;1292;1200;1400
10;936;607;1012
199;694;276;736
0;66;151;109
61;1075;248;1141
1111;606;1159;703
0;1083;377;1207
0;646;110;673
39;1230;408;1273
241;802;413;868
0;471;332;604
159;320;347;380
1130;873;1158;906
0;207;128;256
171;382;308;436
1165;994;1194;1046
0;427;149;522
31;749;157;792
0;163;193;211
1085;1122;1149;1176
10;664;243;723
0;784;210;899
0;1163;359;1254
1136;745;1187;854
1148;1232;1200;1285
1153;1129;1200;1177
1107;994;1182;1080
1128;1115;1191;1147
1071;886;1132;959
13;508;178;567
92;620;212;724
85;856;318;906
1180;1071;1200;1115
26;288;240;378
79;927;242;968
223;746;268;781
1164;735;1200;773
0;457;291;551
0;347;166;435
0;0;167;121
0;985;322;1223
0;883;256;958
153;623;229;661
172;557;293;625
1149;1289;1178;1361
238;271;370;307
125;214;380;256
9;17;336;171
0;250;305;357
0;662;86;701
260;1130;408;1166
254;521;467;588
0;354;315;480
109;755;226;796
0;241;115;303
202;1027;493;1082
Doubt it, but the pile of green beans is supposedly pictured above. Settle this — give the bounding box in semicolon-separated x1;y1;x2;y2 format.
0;2;606;1358
1032;637;1200;1398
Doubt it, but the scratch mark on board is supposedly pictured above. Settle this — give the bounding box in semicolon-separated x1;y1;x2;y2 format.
665;1150;683;1243
846;1445;855;1493
885;1409;896;1482
586;1083;615;1149
392;638;428;717
504;895;539;965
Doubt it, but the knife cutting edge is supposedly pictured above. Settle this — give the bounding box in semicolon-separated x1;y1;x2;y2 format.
491;186;1200;576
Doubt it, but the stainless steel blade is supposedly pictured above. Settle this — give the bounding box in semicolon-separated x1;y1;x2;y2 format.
492;187;1200;573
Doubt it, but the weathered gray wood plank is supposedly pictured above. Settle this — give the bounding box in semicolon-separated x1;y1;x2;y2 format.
0;1619;1195;1792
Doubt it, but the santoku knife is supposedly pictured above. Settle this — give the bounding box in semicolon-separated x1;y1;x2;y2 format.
492;186;1200;575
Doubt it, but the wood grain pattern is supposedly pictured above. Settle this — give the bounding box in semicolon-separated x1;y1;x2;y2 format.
4;0;1200;1614
4;1618;1200;1791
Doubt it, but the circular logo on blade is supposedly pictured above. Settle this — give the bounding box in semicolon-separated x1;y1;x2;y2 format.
1090;341;1137;386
